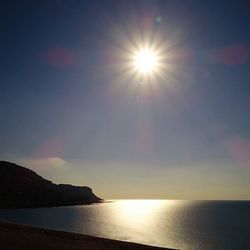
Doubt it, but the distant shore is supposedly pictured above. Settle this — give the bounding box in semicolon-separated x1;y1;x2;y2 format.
0;221;173;250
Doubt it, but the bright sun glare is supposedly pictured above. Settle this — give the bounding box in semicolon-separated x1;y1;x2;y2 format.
133;48;159;75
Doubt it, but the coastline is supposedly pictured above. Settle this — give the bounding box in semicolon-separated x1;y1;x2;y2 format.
0;221;173;250
0;200;103;209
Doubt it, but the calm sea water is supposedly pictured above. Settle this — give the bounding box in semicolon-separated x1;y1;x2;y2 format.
0;200;249;250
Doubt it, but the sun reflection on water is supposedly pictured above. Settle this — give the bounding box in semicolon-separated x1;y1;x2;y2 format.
110;200;176;232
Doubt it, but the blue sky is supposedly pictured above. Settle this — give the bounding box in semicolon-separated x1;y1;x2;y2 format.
1;0;250;199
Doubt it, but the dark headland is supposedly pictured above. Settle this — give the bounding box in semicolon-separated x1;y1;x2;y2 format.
0;161;102;208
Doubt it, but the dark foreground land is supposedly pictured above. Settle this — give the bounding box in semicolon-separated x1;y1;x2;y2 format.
0;221;172;250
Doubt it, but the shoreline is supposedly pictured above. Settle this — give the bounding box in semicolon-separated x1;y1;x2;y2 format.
0;200;103;209
0;221;173;250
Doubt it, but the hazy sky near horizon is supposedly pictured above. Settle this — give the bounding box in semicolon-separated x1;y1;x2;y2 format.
1;0;250;199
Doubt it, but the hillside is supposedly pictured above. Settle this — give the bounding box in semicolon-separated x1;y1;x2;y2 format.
0;161;102;208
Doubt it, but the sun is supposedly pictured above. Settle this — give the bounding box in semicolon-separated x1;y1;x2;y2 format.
133;48;159;75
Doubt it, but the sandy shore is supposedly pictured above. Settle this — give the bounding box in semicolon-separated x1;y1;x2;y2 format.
0;221;173;250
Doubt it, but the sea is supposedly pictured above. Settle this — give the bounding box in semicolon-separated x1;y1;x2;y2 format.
0;200;249;250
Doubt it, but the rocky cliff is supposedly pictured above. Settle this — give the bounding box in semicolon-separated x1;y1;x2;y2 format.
0;161;102;208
